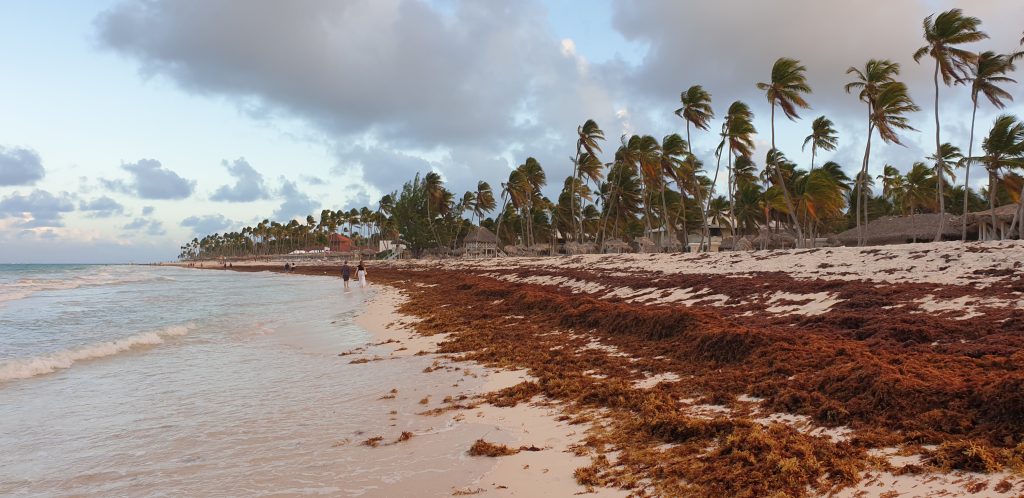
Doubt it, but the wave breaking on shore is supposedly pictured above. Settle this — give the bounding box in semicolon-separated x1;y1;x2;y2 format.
0;323;195;382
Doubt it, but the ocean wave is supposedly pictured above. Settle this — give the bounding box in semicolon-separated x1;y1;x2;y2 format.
0;323;196;382
0;270;174;305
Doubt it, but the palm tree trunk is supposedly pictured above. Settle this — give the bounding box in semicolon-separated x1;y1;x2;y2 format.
727;147;736;242
857;115;875;246
495;191;509;249
659;180;671;252
769;103;804;246
962;97;978;241
684;124;709;253
804;145;816;247
571;151;580;242
989;169;998;240
1010;188;1024;239
598;165;622;251
933;59;947;242
702;147;725;252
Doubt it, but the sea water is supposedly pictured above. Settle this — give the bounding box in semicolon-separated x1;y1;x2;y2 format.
0;265;495;497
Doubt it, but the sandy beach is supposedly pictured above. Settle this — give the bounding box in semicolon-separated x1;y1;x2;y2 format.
204;240;1024;496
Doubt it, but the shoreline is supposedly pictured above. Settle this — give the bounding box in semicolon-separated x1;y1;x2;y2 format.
202;240;1024;496
353;284;626;496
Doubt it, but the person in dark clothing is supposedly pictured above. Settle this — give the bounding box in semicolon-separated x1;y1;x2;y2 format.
341;261;352;291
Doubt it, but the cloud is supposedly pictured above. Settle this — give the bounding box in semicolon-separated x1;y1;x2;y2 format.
93;0;621;198
93;0;1024;204
181;214;235;235
0;190;75;228
104;158;196;199
301;175;327;186
0;146;45;186
210;157;270;202
124;217;166;235
141;205;155;216
273;178;319;221
79;196;125;217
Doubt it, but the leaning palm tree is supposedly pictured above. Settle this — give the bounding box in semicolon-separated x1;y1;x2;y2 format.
573;120;605;242
473;181;496;226
659;133;687;247
757;57;811;243
958;51;1016;239
803;116;839;172
757;58;813;148
926;142;962;210
801;116;839;244
845;59;904;244
970;115;1024;240
675;85;714;248
518;158;546;246
720;102;757;231
913;8;987;241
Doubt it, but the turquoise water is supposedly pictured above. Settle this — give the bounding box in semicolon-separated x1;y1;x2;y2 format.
0;265;494;496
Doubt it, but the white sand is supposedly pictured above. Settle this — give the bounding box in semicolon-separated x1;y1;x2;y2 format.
355;286;627;497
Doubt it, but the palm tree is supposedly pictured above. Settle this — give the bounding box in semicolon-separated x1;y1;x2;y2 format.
518;158;546;246
574;120;605;242
801;116;839;244
845;60;916;245
757;57;811;244
473;181;496;226
971;115;1024;239
959;50;1016;240
423;171;445;250
675;85;714;247
659;133;687;247
913;8;987;241
904;162;939;242
878;165;909;215
926;142;962;209
803;116;839;172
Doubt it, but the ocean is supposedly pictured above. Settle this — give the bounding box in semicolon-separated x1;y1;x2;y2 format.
0;264;495;497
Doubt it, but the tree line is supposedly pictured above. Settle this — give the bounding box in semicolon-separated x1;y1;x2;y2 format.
180;9;1024;261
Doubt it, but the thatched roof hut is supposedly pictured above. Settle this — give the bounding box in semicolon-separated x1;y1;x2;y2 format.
465;226;498;244
464;226;499;258
967;203;1020;241
834;213;963;246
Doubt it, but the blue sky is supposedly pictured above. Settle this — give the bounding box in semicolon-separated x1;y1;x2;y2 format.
1;0;1022;263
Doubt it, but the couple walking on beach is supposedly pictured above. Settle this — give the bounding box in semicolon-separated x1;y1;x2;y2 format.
341;260;367;292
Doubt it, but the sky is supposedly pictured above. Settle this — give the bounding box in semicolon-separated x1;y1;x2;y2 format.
1;0;1022;263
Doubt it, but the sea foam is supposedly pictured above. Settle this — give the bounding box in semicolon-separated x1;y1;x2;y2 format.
0;323;195;382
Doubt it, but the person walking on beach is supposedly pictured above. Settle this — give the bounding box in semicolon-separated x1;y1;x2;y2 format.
357;260;367;288
341;261;352;291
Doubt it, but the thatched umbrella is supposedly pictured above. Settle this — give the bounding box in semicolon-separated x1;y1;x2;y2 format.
528;243;550;256
659;237;681;251
563;241;583;255
602;238;630;254
835;213;963;246
634;236;656;253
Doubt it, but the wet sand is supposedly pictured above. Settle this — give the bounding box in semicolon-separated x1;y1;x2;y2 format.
198;240;1024;496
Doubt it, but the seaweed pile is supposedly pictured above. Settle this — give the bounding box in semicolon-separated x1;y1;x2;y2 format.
224;256;1024;496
